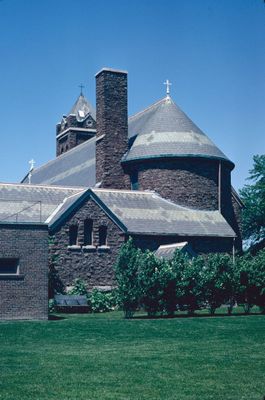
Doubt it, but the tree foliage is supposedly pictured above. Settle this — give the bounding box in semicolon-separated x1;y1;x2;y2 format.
240;154;265;246
114;237;141;318
200;254;234;315
115;238;265;318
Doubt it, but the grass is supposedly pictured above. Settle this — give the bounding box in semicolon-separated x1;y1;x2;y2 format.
0;310;264;400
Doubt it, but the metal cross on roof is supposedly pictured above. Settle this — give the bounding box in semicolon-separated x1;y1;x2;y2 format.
163;79;172;97
79;84;84;95
29;159;35;171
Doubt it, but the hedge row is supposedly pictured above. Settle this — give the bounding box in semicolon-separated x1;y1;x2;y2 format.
114;238;265;318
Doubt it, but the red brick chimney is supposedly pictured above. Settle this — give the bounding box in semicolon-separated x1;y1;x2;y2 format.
95;68;129;189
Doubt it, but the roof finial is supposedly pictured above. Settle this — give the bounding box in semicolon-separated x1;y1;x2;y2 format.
29;159;35;171
28;159;35;185
163;79;172;98
79;84;84;95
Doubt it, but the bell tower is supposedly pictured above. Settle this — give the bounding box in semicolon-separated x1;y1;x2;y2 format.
56;89;96;156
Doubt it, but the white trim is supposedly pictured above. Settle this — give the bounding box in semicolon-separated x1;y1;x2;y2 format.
95;67;128;77
56;127;96;139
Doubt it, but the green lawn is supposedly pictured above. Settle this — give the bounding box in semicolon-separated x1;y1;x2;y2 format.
0;311;264;400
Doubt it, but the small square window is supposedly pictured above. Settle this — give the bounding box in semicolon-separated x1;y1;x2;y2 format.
0;258;19;275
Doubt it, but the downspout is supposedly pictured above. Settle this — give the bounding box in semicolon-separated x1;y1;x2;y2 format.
232;237;235;265
218;161;222;212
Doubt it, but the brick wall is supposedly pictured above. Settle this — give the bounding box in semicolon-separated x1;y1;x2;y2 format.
131;234;233;254
0;223;48;320
56;115;96;156
124;158;242;251
125;158;220;210
49;197;125;291
96;68;130;189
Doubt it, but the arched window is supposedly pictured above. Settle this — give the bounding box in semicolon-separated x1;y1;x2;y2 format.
98;226;107;246
69;225;78;246
84;219;93;246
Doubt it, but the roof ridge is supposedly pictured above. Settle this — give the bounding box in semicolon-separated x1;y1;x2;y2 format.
93;188;156;195
0;182;84;191
129;97;168;121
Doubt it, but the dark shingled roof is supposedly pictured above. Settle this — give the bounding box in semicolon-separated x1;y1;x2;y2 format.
20;94;234;188
124;96;234;167
68;93;96;121
22;137;96;187
92;189;236;237
0;183;84;223
0;184;236;237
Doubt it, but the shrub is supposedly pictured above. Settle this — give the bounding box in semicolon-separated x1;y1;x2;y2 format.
138;251;166;316
235;253;258;313
200;253;234;315
114;238;141;318
88;289;117;313
176;254;203;315
48;299;55;313
248;249;265;312
69;278;88;296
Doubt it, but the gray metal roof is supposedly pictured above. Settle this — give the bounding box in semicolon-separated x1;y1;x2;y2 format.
154;242;196;259
68;94;96;121
0;184;236;238
22;137;96;187
20;95;233;189
0;183;83;223
92;189;236;237
124;96;233;167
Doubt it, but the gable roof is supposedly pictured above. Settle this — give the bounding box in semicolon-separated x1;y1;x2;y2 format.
0;184;236;239
21;137;96;187
90;189;236;238
0;183;84;224
124;96;234;168
68;93;96;121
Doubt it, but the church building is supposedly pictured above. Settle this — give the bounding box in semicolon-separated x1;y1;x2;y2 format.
0;68;242;317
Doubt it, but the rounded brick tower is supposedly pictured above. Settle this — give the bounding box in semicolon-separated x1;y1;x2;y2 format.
122;95;242;250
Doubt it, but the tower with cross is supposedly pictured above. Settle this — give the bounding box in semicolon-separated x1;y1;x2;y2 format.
55;84;96;157
163;79;172;98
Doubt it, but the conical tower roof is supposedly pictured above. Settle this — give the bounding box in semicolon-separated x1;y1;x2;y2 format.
68;93;96;122
124;96;233;168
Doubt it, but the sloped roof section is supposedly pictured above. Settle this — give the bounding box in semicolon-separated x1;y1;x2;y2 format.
92;189;236;237
22;137;96;187
124;96;233;168
0;184;236;238
0;183;83;223
154;242;196;259
68;93;96;121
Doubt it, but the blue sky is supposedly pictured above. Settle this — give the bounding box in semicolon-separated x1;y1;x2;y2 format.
0;0;264;190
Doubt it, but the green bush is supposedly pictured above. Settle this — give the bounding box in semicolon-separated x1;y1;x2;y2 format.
48;299;55;313
200;253;234;315
69;278;88;296
138;251;166;316
176;254;203;315
114;238;141;318
88;289;117;313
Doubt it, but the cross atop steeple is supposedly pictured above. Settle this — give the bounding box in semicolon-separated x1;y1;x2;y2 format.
29;159;35;171
163;79;172;98
79;84;84;95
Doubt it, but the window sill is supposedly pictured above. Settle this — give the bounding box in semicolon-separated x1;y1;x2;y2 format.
0;274;24;281
82;245;96;252
67;245;81;251
98;245;110;252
